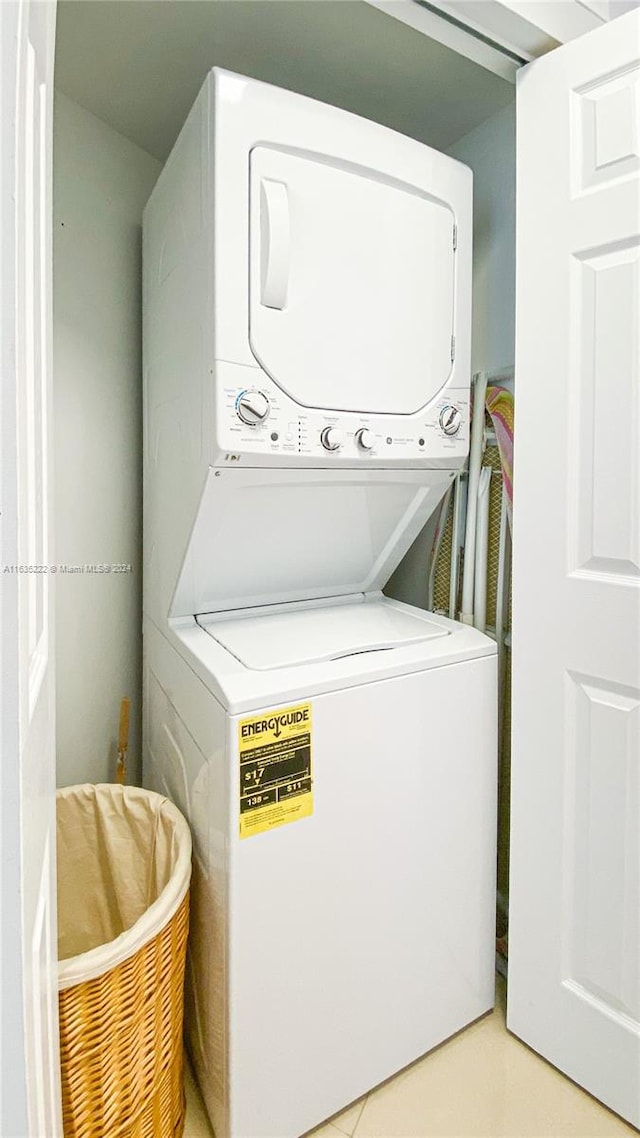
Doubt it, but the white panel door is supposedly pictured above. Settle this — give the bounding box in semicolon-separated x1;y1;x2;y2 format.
509;9;640;1127
249;147;456;415
0;1;61;1135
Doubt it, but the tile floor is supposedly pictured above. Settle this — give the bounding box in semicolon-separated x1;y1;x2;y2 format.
183;979;637;1138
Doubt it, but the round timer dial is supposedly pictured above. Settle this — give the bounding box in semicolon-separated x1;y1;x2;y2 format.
355;428;375;451
320;426;343;452
237;390;270;426
439;405;462;436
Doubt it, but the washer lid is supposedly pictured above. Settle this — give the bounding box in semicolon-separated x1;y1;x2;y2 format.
170;468;454;618
199;600;448;670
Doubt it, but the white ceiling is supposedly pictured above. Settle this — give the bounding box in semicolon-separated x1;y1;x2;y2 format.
55;0;514;162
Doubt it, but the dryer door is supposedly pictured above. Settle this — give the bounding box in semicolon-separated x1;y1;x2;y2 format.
249;146;456;416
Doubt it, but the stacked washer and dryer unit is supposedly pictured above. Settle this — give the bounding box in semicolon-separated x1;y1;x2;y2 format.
143;70;497;1138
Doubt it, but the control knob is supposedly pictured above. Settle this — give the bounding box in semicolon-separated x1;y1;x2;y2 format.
355;428;375;451
320;426;343;452
237;390;270;426
439;405;462;436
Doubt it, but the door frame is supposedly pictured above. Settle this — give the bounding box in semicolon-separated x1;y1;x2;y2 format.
363;0;611;82
1;0;61;1134
1;4;31;1126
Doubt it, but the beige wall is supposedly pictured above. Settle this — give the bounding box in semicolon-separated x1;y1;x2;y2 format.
53;93;160;787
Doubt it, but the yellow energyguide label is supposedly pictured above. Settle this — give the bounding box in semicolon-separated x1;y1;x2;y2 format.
238;702;313;839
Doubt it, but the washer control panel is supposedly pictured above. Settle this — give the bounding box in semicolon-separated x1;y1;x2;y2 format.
217;365;469;465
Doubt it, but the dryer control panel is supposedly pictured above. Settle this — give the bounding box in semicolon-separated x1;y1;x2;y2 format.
212;362;469;469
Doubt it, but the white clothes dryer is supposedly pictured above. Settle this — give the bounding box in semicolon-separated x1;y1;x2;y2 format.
142;69;497;1138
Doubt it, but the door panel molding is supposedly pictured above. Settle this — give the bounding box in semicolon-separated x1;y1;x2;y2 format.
0;1;61;1134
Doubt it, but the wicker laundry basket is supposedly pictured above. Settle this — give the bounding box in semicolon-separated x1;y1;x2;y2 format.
56;784;192;1138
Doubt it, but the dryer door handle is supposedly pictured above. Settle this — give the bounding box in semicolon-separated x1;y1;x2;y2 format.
260;179;289;310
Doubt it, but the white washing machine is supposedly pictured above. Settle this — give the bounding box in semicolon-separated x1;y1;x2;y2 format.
143;70;497;1138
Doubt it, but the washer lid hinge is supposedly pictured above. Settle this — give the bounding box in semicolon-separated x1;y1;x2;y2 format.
452;223;458;251
451;335;456;363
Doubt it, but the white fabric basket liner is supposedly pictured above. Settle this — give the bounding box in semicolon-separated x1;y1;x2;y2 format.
57;783;192;992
